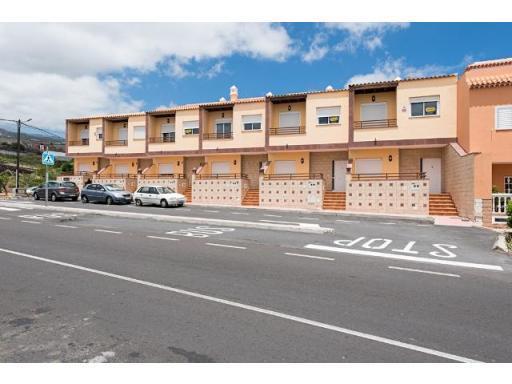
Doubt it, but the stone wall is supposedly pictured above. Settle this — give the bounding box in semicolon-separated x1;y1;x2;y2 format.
192;178;249;206
310;151;348;191
399;148;443;175
259;179;324;209
137;177;188;194
346;178;430;215
442;143;476;220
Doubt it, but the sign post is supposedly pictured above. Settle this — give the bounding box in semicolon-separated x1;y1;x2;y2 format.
41;149;55;206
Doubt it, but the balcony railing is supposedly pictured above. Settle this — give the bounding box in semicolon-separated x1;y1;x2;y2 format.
492;193;512;215
139;173;185;179
68;139;89;146
202;132;233;140
196;173;248;179
264;173;323;180
353;119;398;129
269;126;306;135
351;172;426;181
105;140;128;146
149;134;176;143
94;173;138;179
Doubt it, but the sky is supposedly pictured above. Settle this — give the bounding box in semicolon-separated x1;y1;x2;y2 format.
0;22;511;133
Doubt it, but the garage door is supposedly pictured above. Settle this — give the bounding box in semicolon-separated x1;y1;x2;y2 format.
355;159;382;174
115;164;129;175
158;163;174;175
274;160;297;174
78;163;92;173
211;162;230;174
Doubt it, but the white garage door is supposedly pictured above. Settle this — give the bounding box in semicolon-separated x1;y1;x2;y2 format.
158;163;174;175
115;164;129;175
78;163;92;173
356;159;382;174
211;162;231;174
274;160;297;174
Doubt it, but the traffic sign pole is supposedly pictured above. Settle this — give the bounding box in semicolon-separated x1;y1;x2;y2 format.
45;163;48;207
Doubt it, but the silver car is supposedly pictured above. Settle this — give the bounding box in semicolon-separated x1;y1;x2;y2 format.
133;185;186;208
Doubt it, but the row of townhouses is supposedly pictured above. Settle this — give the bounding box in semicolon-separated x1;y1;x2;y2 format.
62;57;512;226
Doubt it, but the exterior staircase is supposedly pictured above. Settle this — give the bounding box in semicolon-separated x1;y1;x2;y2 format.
184;186;192;203
429;193;458;216
323;191;346;210
242;189;260;206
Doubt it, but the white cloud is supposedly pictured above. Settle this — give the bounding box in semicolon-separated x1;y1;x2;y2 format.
0;23;294;131
302;33;329;63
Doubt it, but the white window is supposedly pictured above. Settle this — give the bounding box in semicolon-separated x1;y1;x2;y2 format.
355;159;382;174
410;96;440;117
505;176;512;193
160;123;175;141
133;126;146;140
158;163;174;175
183;120;199;135
274;160;297;174
78;163;92;173
317;106;341;125
496;106;512;130
242;114;262;131
80;126;88;139
215;119;232;135
361;103;387;121
211;161;230;174
115;164;129;175
95;127;103;140
118;127;128;141
279;112;301;127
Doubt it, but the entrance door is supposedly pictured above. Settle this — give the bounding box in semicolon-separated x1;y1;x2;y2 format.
355;159;382;174
423;158;441;193
333;160;347;191
274;160;297;174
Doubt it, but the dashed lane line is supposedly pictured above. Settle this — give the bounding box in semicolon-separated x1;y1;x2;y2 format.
94;229;122;234
0;217;12;220
21;220;40;224
55;224;78;229
205;242;247;250
284;252;334;261
146;235;180;241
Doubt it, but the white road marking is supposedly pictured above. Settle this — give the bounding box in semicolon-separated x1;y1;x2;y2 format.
380;222;397;225
55;224;78;229
304;244;503;272
0;207;20;211
94;229;122;234
299;217;319;220
336;219;359;223
21;220;40;224
0;217;11;220
416;224;431;227
231;212;249;215
203;210;219;213
284;252;334;261
0;246;481;363
259;219;301;225
388;266;461;278
146;235;179;241
263;214;283;218
205;242;247;250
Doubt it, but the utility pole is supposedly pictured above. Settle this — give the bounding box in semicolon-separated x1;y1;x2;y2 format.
15;119;21;193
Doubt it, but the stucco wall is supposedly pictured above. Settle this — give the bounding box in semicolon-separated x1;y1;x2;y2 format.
349;148;400;174
267;151;310;174
202;154;241;175
259;178;324;209
492;164;512;193
105;116;146;155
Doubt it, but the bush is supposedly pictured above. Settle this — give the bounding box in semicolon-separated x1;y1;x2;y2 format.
507;200;512;228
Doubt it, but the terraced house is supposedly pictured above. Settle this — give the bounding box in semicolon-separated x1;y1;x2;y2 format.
62;57;512;225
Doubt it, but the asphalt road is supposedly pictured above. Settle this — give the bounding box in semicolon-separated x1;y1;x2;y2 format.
0;203;511;362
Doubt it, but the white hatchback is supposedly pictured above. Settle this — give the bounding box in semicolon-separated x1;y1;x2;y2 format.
133;185;186;208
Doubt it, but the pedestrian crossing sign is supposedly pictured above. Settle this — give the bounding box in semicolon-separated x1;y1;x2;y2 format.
42;151;55;166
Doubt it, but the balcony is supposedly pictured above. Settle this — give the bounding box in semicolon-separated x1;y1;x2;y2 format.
149;133;176;143
105;140;128;146
351;172;426;181
196;173;247;180
492;193;512;224
263;173;323;180
68;139;89;146
353;119;397;129
268;126;306;135
203;132;233;140
139;173;185;179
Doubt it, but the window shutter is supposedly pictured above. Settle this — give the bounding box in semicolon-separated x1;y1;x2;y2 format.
317;106;340;117
361;103;387;121
118;127;128;140
183;120;199;129
133;126;146;139
160;124;175;134
279;112;301;127
497;106;512;130
158;163;174;174
242;114;262;124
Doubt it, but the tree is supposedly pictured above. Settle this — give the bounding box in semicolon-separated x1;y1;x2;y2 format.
0;171;13;194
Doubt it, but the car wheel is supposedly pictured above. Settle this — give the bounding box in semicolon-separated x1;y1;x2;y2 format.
135;199;143;206
160;199;168;208
71;197;78;201
33;193;40;200
51;193;58;202
106;196;113;205
81;195;89;203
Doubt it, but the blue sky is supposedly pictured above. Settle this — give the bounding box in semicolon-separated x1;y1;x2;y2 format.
0;22;511;132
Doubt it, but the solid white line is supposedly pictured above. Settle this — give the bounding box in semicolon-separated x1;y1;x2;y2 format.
300;217;319;220
336;219;359;223
0;207;20;211
304;244;504;272
0;217;12;220
21;220;40;224
203;210;219;213
284;252;334;261
231;212;249;215
0;246;481;363
259;219;301;225
146;235;179;241
94;229;122;234
380;222;397;225
55;224;78;229
205;242;247;250
388;266;461;278
263;214;283;218
416;224;431;227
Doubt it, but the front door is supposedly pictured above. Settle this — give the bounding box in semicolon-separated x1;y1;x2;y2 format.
423;158;441;193
333;160;347;191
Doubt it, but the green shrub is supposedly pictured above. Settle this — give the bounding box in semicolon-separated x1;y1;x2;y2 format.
507;200;512;228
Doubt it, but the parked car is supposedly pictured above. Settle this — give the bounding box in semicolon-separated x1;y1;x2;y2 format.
80;183;132;205
33;181;80;201
25;185;40;196
133;185;186;208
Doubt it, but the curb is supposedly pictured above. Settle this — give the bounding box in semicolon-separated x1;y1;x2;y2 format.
0;203;333;234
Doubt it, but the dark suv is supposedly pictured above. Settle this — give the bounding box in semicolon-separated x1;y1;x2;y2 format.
80;183;132;205
33;181;80;201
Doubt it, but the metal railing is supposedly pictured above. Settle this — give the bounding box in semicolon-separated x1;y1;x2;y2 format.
268;126;306;135
139;173;185;179
263;173;323;180
202;132;233;140
353;119;398;129
68;139;89;146
351;172;426;181
94;173;138;179
105;140;128;146
492;193;512;215
196;173;248;179
148;134;176;143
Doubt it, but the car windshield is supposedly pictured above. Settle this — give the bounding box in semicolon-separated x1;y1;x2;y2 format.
157;187;175;194
104;184;123;191
62;182;77;188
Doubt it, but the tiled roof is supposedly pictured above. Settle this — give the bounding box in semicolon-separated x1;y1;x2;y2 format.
349;74;457;88
466;74;512;89
465;57;512;71
269;88;346;98
67;112;145;122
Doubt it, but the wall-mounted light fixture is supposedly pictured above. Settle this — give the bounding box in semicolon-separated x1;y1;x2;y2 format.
132;162;135;167
388;155;393;162
221;112;225;118
300;157;304;164
288;105;292;111
92;161;95;166
372;95;376;102
233;159;237;165
177;161;180;166
167;118;170;123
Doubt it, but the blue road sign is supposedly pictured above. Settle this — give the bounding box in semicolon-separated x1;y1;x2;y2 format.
42;151;55;166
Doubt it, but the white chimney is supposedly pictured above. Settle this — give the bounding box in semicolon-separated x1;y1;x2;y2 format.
266;92;273;97
325;85;334;91
394;76;402;81
230;85;238;101
219;97;227;102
